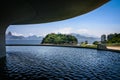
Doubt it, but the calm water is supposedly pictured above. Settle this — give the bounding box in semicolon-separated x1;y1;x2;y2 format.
6;40;41;44
0;46;120;80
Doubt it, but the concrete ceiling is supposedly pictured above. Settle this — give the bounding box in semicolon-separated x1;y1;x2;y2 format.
0;0;109;25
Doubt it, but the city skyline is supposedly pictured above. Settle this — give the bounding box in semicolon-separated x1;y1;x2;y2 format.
6;0;120;38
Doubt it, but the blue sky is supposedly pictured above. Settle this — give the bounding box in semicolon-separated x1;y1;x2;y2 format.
6;0;120;37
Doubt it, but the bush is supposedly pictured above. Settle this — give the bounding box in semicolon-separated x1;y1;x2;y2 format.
93;41;99;45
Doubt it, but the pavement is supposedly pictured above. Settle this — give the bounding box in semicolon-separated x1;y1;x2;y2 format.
107;46;120;50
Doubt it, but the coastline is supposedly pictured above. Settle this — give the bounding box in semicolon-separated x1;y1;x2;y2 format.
6;44;120;53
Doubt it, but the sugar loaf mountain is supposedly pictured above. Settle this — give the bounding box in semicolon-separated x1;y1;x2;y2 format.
41;33;78;45
6;32;43;40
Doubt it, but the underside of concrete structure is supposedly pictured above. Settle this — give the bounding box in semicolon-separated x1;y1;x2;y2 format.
0;0;109;58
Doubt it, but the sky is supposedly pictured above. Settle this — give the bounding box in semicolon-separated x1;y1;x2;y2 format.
6;0;120;38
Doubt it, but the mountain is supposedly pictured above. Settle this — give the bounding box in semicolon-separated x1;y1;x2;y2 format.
24;35;43;40
6;32;25;40
70;33;100;44
6;32;43;40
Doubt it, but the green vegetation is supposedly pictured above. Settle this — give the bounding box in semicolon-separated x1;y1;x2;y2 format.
107;43;120;46
80;40;88;45
41;33;78;45
106;33;120;46
85;45;97;48
93;41;99;45
107;33;120;44
41;33;120;49
80;42;97;48
85;40;88;44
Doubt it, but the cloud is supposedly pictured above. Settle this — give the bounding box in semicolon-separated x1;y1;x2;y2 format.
29;33;34;36
54;27;72;34
12;32;24;36
77;29;88;34
53;27;91;36
76;29;100;37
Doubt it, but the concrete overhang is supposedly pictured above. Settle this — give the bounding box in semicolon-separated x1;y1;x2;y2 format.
0;0;110;58
0;0;109;25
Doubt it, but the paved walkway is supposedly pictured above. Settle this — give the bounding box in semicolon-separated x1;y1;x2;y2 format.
107;46;120;50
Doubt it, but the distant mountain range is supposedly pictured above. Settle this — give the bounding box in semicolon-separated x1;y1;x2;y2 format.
6;32;100;44
70;33;100;44
6;32;43;40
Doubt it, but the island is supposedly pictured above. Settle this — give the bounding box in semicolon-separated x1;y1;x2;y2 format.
41;33;78;45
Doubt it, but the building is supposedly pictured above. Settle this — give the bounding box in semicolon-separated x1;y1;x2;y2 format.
101;34;106;43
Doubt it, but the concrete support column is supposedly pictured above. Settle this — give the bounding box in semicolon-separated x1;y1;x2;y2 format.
0;24;7;58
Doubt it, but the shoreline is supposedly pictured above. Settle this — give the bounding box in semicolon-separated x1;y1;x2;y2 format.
6;44;120;53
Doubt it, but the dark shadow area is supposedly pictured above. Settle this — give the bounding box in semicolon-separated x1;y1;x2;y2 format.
0;57;7;80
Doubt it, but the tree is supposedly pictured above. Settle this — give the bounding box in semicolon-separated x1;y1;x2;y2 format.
41;33;78;45
85;40;88;44
93;41;99;45
107;33;120;43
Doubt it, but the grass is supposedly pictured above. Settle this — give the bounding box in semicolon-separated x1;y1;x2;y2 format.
107;43;120;46
80;44;97;48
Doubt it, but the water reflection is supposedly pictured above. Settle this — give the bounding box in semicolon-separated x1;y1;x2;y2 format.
0;46;120;80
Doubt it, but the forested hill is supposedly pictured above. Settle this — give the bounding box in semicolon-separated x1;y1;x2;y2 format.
41;33;78;45
107;33;120;43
